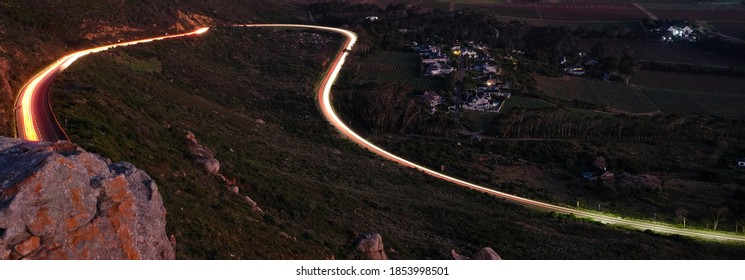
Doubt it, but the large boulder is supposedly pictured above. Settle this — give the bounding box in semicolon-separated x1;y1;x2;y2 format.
354;233;388;260
0;137;175;259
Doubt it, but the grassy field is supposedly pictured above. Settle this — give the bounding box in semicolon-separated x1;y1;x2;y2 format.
687;91;745;119
579;40;745;69
632;70;745;95
419;0;452;10
642;87;745;118
354;51;445;91
535;76;658;113
457;2;648;21
501;96;557;112
381;129;745;233
642;3;745;10
645;5;745;21
641;88;708;115
535;74;745;119
288;0;420;7
712;21;745;40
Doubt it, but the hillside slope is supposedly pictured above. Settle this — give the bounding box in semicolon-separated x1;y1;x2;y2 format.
0;0;298;136
48;26;745;259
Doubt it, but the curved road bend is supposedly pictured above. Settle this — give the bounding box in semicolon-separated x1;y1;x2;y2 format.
14;27;209;141
16;24;745;242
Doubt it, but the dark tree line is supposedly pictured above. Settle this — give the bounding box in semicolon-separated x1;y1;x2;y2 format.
334;82;458;136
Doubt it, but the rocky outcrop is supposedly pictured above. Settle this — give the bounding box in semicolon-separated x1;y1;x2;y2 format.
81;24;145;41
243;196;264;215
186;131;220;175
354;233;387;260
451;247;502;260
0;137;174;259
173;10;213;32
185;131;263;214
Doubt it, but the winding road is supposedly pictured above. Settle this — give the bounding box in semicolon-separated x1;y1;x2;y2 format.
15;24;745;243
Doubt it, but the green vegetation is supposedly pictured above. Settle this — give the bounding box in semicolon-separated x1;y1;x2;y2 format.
642;88;708;114
688;91;745;119
460;110;497;132
380;133;745;233
114;53;163;73
642;87;745;118
501;96;557;112
0;0;295;136
535;76;658;113
419;0;452;10
354;51;444;91
712;21;745;40
8;0;745;260
49;25;745;259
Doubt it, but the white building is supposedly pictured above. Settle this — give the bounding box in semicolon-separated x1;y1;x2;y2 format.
462;93;500;111
461;49;478;59
424;62;455;77
422;56;449;64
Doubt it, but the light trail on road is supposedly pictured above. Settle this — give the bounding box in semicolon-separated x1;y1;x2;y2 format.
16;24;745;243
15;27;209;141
273;24;745;243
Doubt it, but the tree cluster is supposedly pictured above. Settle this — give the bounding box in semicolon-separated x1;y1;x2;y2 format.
334;82;457;136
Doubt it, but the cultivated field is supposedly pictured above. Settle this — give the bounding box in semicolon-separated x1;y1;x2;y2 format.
535;76;658;113
500;95;557;112
713;21;745;40
687;91;745;119
288;0;420;7
641;88;708;115
356;51;445;91
477;3;540;18
632;70;745;95
460;2;648;21
579;40;745;69
642;87;745;119
644;4;745;21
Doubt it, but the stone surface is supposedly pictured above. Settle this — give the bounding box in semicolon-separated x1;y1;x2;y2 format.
472;247;502;260
354;233;388;260
451;247;502;260
450;247;502;260
185;131;220;175
0;137;174;260
450;249;468;260
244;196;263;215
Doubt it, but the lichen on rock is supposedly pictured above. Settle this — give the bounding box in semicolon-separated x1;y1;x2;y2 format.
0;137;174;260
